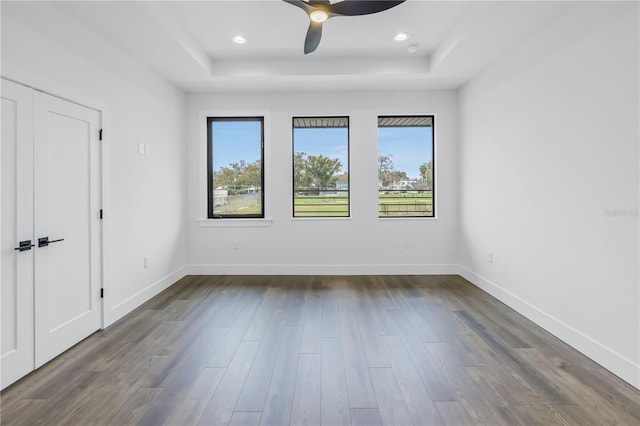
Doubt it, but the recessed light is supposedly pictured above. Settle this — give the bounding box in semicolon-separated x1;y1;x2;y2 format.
232;35;246;44
407;44;418;53
394;32;409;42
310;10;329;23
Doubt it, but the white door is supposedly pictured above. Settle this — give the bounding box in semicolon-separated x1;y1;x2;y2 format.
1;80;35;388
33;91;102;367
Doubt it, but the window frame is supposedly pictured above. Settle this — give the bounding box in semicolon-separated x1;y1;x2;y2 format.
291;116;351;219
207;116;265;219
377;114;436;219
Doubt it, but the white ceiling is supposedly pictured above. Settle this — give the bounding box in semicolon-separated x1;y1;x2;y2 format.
19;1;577;92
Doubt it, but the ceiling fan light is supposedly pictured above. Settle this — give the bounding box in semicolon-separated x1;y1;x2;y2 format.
394;32;409;42
310;10;329;23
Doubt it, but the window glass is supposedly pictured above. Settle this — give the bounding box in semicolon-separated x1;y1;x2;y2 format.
293;117;349;217
378;116;434;217
207;117;264;218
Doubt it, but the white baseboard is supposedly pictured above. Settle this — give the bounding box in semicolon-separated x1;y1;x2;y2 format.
186;263;459;276
458;265;640;390
104;266;188;327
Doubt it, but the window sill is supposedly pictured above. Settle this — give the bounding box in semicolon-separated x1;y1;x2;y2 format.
378;216;438;220
291;217;351;221
198;219;273;228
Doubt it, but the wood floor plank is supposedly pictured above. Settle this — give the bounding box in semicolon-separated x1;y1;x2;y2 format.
110;386;162;426
426;341;513;426
206;295;262;368
455;310;570;406
509;403;569;425
137;325;229;425
337;311;378;408
350;408;383;426
381;335;444;425
164;367;225;426
229;411;262;426
236;313;287;412
516;347;640;424
11;371;103;425
300;286;322;354
369;367;413;426
320;338;351;426
354;304;390;368
290;354;321;426
197;340;260;425
387;308;457;402
244;284;281;341
0;399;47;426
434;401;475;426
356;288;397;337
320;285;340;338
285;279;306;327
260;327;303;425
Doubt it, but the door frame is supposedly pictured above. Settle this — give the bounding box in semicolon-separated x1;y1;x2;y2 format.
1;76;111;330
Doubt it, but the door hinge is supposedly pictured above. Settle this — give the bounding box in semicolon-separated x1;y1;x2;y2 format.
99;209;103;219
99;129;103;141
100;288;104;298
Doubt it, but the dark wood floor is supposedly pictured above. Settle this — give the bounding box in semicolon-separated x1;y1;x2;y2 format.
1;275;639;425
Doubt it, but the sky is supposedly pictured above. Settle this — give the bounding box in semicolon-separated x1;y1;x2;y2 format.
378;126;433;179
211;120;262;171
211;120;433;180
293;128;349;174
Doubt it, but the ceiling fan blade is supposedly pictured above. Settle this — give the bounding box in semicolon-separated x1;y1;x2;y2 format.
328;0;406;16
282;0;312;13
304;20;323;54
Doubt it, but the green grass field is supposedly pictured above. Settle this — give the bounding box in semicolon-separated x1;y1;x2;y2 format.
378;193;433;217
214;192;433;217
293;193;433;217
294;196;349;217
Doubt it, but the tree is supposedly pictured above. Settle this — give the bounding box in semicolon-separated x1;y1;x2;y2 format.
305;155;342;189
238;161;261;188
389;170;408;186
419;161;433;189
378;154;395;187
378;155;411;187
293;152;311;189
213;159;261;193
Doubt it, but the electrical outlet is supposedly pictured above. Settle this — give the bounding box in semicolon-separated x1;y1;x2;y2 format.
233;240;240;250
144;256;150;268
404;240;411;250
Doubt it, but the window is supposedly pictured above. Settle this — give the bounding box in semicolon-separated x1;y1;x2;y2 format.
293;117;349;217
378;116;434;217
207;117;264;218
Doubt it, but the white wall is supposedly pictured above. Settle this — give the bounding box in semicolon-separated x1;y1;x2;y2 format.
187;91;458;274
1;2;188;326
458;2;639;388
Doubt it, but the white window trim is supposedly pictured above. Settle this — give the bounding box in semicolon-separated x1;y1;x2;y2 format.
198;109;272;226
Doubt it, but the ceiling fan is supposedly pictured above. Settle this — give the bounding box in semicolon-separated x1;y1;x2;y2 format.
282;0;407;54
